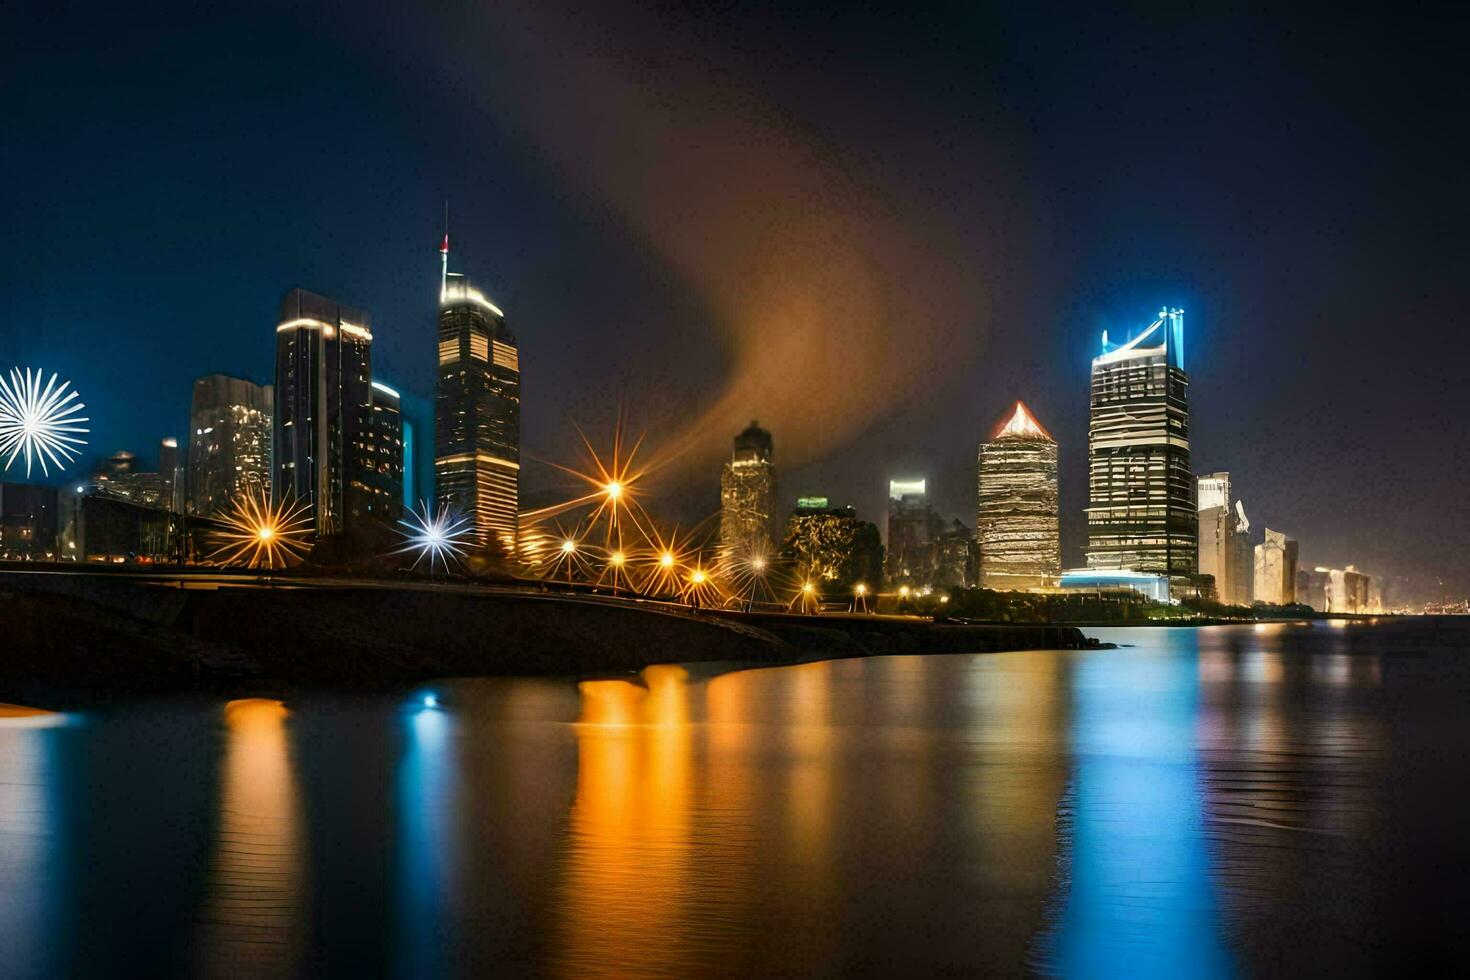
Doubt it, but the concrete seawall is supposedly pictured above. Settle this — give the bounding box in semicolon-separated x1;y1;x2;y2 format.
0;570;1087;701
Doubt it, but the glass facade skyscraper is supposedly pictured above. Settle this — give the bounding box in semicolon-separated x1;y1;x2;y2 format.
273;288;373;537
350;380;404;524
719;421;777;557
1085;308;1197;591
188;374;272;518
435;271;520;554
977;401;1059;590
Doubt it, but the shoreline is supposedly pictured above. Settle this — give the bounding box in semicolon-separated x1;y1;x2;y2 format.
0;569;1088;708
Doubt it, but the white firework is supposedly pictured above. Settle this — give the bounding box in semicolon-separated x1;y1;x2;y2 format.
395;500;476;574
0;367;90;477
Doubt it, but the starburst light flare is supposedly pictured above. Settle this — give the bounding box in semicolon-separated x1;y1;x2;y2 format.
211;490;314;569
0;367;90;477
395;500;475;574
719;540;783;609
788;576;823;615
521;410;662;555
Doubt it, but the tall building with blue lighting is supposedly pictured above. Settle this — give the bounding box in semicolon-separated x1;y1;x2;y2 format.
1084;308;1197;593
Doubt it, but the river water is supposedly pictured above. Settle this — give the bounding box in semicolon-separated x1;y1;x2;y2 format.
1;620;1467;977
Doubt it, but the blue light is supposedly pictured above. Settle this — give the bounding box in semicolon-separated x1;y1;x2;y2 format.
1168;307;1185;370
401;418;415;507
422;694;438;709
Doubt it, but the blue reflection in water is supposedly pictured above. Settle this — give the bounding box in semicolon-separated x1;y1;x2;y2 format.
0;709;71;978
1039;641;1233;977
394;699;458;978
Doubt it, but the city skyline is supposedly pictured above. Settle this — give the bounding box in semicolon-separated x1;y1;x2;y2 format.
2;3;1464;598
0;272;1415;605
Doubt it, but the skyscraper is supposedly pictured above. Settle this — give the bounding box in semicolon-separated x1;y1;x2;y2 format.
719;421;777;557
1253;527;1299;605
1198;499;1253;605
1196;472;1252;605
350;380;405;522
435;263;520;554
886;478;938;587
977;401;1060;590
1085;308;1197;593
273;288;373;536
188;374;272;518
158;438;180;513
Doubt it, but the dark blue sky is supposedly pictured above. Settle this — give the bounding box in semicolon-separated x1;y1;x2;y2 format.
3;1;1466;598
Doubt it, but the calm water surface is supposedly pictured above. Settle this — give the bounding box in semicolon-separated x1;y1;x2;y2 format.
2;621;1468;977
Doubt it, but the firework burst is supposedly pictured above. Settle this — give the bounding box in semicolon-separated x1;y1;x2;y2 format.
211;490;314;569
0;367;90;477
395;501;475;575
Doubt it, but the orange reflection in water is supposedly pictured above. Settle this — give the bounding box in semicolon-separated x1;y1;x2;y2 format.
560;665;694;978
0;703;66;727
196;699;306;977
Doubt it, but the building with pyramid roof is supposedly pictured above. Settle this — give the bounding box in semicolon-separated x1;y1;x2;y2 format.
976;401;1060;590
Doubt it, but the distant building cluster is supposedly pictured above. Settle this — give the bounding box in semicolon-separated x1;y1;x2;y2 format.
709;306;1392;611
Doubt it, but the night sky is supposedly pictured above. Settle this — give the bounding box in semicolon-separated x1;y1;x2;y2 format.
3;2;1466;599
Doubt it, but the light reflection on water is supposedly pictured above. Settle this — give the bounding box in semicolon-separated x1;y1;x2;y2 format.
0;621;1463;977
1035;635;1233;977
0;706;69;977
195;699;306;978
